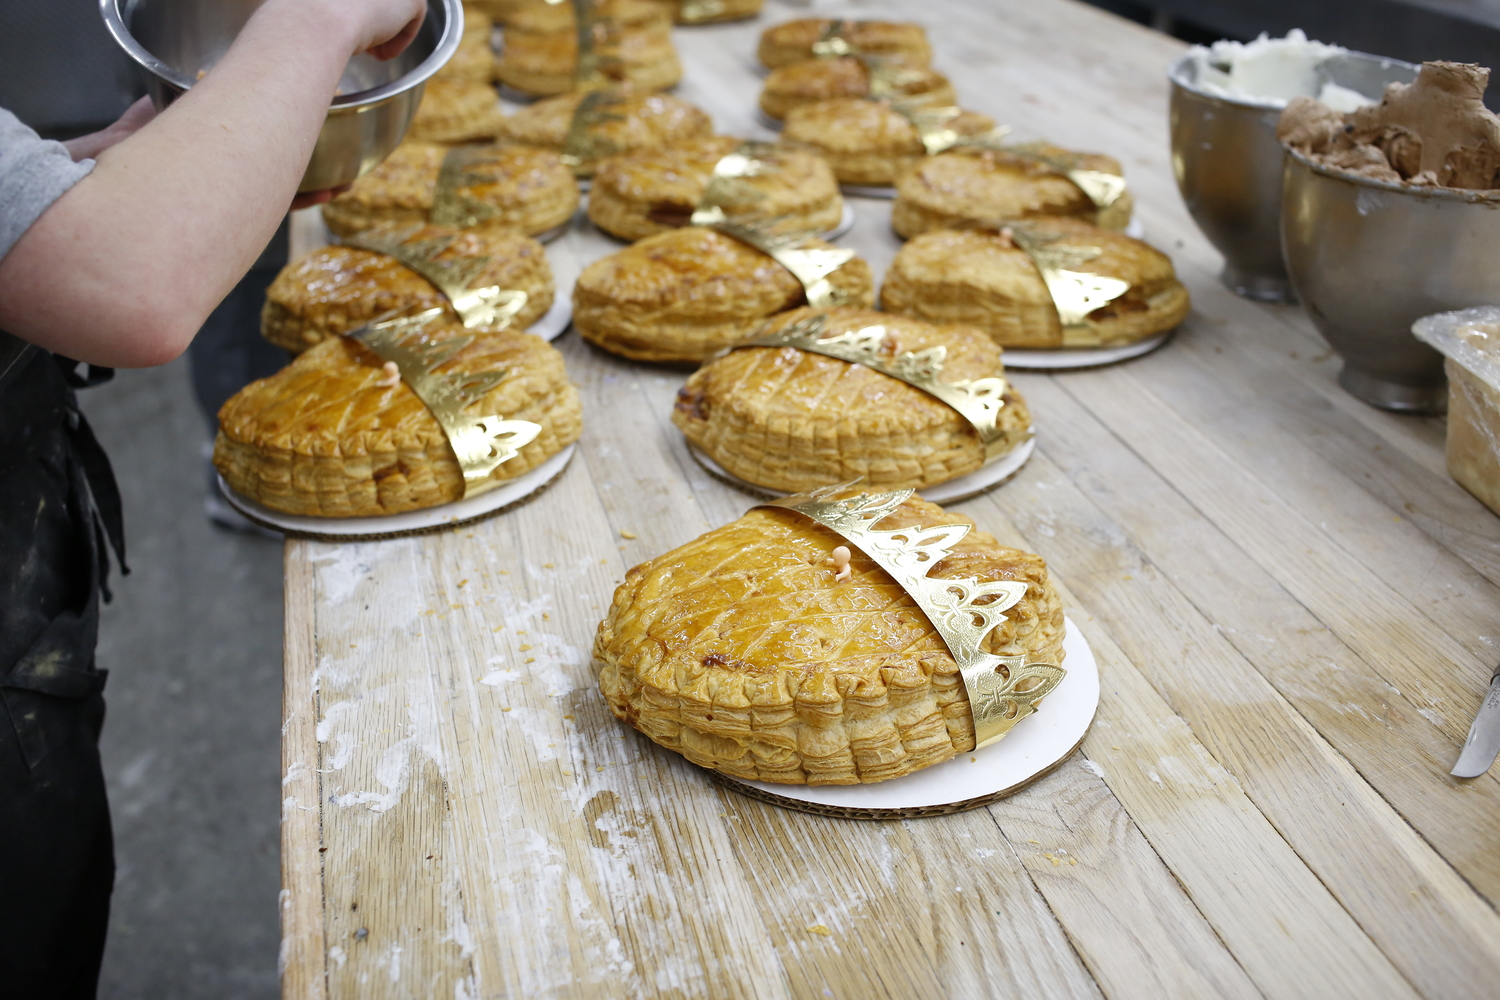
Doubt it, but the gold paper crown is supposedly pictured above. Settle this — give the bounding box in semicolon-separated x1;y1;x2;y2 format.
736;311;1025;461
344;223;529;332
430;146;505;231
560;88;627;173
757;483;1065;749
1002;141;1129;226
349;310;541;499
690;141;777;228
678;0;727;23
571;0;626;91
711;216;856;308
1001;223;1131;347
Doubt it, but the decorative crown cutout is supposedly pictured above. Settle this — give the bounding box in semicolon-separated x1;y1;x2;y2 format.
349;309;541;498
560;88;628;173
572;0;627;90
1002;141;1130;226
736;311;1026;462
710;217;856;308
690;141;779;228
430;146;506;231
678;0;727;23
757;482;1065;749
888;94;1013;156
345;223;530;332
1001;224;1131;347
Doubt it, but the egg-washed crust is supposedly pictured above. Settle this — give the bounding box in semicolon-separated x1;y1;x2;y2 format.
881;223;1191;349
673;306;1032;491
261;227;554;354
499;91;713;176
434;8;498;82
572;227;875;363
756;18;932;70
892;147;1135;237
587;136;844;242
781;99;997;186
594;493;1065;785
322;142;579;240
495;22;681;97
506;0;671;33
408;78;507;144
215;326;582;517
759;56;953;121
671;0;763;24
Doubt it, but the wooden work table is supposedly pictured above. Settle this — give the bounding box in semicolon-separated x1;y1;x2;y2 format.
278;1;1500;996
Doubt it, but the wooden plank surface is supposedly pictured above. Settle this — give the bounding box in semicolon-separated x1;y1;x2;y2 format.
280;1;1500;997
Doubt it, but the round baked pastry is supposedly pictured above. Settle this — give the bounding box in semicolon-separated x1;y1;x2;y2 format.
587;136;843;242
572;227;875;362
407;78;506;144
881;223;1191;350
215;324;582;517
322;142;578;239
499;90;713;176
506;0;669;33
594;492;1065;784
434;6;498;82
675;307;1032;491
757;18;932;69
892;147;1134;237
466;0;528;24
262;225;554;354
667;0;763;24
782;98;998;187
496;20;680;96
759;56;954;121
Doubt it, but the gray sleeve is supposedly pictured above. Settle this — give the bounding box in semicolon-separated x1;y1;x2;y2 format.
0;107;94;260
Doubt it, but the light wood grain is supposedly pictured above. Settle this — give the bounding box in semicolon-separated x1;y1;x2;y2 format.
280;1;1500;997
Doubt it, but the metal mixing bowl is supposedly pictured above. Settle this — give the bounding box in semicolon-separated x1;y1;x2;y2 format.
99;0;462;192
1168;49;1416;303
1282;149;1500;413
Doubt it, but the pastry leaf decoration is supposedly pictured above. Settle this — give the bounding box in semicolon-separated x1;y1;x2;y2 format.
737;312;1026;462
345;223;530;332
757;482;1065;749
349;310;541;499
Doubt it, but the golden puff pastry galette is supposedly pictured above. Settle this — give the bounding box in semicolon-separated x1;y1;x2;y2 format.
215;325;581;517
757;17;932;70
781;98;998;187
262;225;553;353
587;136;843;242
499;90;713;176
880;222;1190;350
892;147;1133;237
495;8;680;97
594;493;1065;784
571;227;874;363
321;142;579;239
759;55;954;122
674;306;1032;491
407;78;507;144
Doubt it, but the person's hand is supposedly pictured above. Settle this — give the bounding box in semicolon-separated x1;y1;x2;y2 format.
63;96;158;162
290;184;352;211
326;0;428;61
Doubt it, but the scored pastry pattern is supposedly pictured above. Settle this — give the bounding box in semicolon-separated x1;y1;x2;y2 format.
711;217;858;307
350;311;542;498
734;311;1026;461
759;483;1065;749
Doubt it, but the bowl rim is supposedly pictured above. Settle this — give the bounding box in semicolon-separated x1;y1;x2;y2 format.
1282;144;1500;204
1166;49;1419;112
98;0;463;109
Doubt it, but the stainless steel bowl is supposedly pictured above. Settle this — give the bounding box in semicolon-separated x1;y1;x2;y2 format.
99;0;462;192
1282;149;1500;413
1168;49;1416;303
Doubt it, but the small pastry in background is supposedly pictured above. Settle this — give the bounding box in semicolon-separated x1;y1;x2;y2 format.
891;147;1133;237
434;6;499;82
759;56;954;122
781;98;998;186
499;90;713;176
496;9;681;96
572;226;874;363
587;136;843;242
757;18;932;69
322;142;579;240
880;221;1190;350
667;0;764;25
262;225;554;353
674;306;1033;492
407;78;506;144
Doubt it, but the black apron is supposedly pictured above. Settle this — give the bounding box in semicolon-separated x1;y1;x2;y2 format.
0;333;126;999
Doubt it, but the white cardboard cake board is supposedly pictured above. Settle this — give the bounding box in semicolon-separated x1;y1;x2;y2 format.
716;616;1099;818
217;445;575;541
688;434;1036;505
1001;332;1171;370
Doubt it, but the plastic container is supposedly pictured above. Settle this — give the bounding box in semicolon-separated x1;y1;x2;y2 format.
1413;307;1500;514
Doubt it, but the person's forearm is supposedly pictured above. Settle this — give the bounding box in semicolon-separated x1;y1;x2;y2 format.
0;0;364;366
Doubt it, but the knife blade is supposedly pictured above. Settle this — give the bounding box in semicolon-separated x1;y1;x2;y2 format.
1452;665;1500;778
